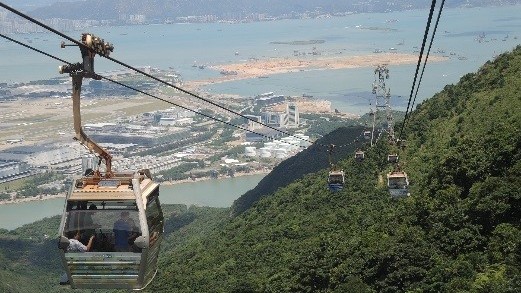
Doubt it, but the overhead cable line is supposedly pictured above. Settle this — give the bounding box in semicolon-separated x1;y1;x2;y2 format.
407;0;446;129
0;2;314;145
0;33;305;149
399;0;438;140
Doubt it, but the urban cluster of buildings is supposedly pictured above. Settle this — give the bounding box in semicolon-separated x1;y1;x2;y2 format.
0;70;315;190
243;133;311;160
0;143;83;184
0;6;356;34
0;11;109;34
0;106;199;184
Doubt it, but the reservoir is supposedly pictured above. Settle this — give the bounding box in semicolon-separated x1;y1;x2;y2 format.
0;174;265;230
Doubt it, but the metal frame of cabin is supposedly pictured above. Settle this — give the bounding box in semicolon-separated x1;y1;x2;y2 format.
58;170;163;290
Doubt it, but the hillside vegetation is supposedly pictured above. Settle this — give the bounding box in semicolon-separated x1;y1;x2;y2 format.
231;125;365;216
1;46;520;292
147;46;521;292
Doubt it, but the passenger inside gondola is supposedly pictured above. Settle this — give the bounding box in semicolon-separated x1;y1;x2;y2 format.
67;230;94;252
63;201;142;252
127;217;142;253
113;211;132;252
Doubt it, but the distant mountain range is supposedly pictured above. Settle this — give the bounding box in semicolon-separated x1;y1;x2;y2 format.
2;0;75;11
25;0;521;21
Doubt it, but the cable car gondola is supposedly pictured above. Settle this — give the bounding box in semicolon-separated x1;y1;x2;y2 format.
57;33;164;290
363;130;372;140
328;170;345;192
387;170;410;197
355;150;365;162
58;170;163;289
387;154;399;163
397;139;407;150
327;144;345;192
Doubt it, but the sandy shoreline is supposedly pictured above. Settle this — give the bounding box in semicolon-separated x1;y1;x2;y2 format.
189;53;448;87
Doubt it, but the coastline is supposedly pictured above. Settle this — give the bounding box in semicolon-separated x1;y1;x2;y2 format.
0;170;269;206
206;53;447;81
160;169;270;186
185;53;448;91
0;193;66;206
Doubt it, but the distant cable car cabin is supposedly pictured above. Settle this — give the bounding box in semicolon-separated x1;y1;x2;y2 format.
387;154;399;163
57;33;163;290
387;171;410;197
328;170;345;192
363;131;371;140
327;144;345;192
355;150;365;162
397;139;407;149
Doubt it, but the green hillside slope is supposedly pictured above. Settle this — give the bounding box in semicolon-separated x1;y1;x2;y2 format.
147;47;521;292
231;125;366;216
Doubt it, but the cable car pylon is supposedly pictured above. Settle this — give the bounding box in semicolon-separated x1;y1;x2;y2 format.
327;144;345;192
371;64;397;145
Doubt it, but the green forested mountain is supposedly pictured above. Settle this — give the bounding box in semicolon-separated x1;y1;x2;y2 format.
147;46;521;292
1;46;520;292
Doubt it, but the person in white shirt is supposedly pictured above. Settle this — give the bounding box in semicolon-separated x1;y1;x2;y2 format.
60;231;95;285
67;231;95;252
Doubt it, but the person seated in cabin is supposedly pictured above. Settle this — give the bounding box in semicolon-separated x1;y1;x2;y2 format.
67;230;95;253
334;174;344;184
113;211;133;252
59;231;95;285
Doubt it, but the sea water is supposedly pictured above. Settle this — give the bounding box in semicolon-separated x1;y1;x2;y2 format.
0;174;265;230
1;5;520;114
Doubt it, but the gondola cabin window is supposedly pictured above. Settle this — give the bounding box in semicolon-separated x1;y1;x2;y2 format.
145;188;163;247
63;201;141;252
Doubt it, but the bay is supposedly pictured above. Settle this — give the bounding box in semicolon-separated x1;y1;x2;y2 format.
1;5;520;115
0;174;265;230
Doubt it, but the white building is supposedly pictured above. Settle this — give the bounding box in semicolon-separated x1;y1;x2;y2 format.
81;154;100;175
285;103;299;128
